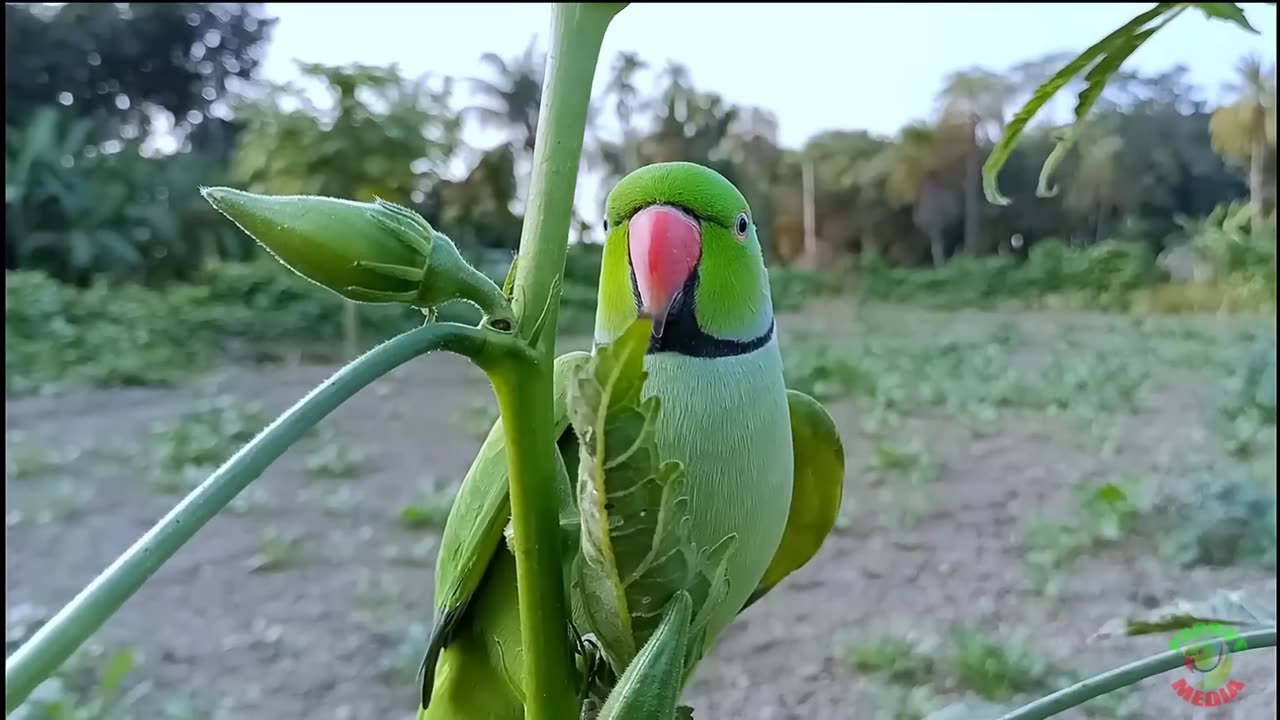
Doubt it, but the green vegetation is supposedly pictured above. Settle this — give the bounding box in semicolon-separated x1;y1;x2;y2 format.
6;605;193;720
846;626;1140;719
5;3;1275;308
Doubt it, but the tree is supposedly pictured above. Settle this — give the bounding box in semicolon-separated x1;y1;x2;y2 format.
769;131;904;263
233;62;459;201
428;145;524;252
605;51;649;173
1064;125;1125;244
231;61;462;357
467;38;546;156
1210;54;1277;226
865;122;968;266
4;2;276;153
936;67;1017;256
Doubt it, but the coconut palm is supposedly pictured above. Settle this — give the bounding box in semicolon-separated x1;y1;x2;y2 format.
936;67;1017;255
605;51;649;172
1065;128;1126;244
468;39;546;156
1209;54;1277;226
864;122;968;266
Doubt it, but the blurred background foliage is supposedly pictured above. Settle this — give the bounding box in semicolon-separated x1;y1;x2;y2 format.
4;2;1276;396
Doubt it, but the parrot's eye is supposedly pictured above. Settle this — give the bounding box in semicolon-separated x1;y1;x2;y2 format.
602;218;609;232
734;212;750;239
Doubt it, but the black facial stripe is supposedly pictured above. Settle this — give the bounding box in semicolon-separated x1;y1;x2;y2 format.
629;264;775;359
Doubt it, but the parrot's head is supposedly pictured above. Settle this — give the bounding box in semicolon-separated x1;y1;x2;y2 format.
595;162;774;357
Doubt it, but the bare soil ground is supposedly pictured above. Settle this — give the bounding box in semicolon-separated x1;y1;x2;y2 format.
7;303;1276;720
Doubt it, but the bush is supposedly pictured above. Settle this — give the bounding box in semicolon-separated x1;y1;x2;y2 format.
4;264;431;395
768;265;846;312
5;271;217;394
5;247;617;394
855;230;1274;314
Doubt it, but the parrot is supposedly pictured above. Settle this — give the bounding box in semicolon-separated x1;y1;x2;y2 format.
418;161;846;719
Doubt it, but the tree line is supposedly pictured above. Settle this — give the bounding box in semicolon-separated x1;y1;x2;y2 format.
5;3;1276;288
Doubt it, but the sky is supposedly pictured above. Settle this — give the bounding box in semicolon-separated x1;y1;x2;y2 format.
257;2;1277;218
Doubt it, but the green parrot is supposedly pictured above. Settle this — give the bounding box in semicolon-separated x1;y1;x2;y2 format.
418;161;846;719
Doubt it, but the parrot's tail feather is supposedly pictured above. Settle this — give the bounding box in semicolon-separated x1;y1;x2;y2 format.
418;633;526;720
419;608;461;709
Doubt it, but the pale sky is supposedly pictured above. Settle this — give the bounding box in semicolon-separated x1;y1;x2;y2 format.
258;2;1277;221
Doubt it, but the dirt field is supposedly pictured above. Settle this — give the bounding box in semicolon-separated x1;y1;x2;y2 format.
6;302;1277;720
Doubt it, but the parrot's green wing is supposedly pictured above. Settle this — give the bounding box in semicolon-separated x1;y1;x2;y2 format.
741;389;845;610
419;350;591;707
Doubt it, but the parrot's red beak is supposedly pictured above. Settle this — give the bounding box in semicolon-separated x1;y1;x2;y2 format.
628;204;701;338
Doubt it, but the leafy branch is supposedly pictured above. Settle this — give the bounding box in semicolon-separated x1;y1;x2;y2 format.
983;2;1264;206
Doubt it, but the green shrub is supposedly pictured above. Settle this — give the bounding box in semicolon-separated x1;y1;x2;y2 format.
5;271;216;394
1146;475;1277;569
5;246;615;394
854;234;1265;314
4;265;427;395
768;265;845;312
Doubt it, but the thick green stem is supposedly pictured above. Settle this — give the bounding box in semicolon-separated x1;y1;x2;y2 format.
999;628;1278;720
4;322;509;715
499;4;624;719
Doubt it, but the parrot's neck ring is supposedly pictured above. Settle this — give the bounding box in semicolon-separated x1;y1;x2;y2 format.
632;266;775;359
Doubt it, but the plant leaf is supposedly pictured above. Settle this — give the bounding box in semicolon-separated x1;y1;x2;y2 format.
1092;588;1277;640
982;3;1178;206
1037;21;1167;199
1193;3;1259;32
569;317;737;674
97;647;137;701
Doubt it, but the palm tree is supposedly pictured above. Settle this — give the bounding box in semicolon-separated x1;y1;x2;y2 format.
936;67;1017;256
1065;128;1125;245
655;61;694;128
605;51;649;172
468;38;546;156
1209;54;1276;226
866;122;968;266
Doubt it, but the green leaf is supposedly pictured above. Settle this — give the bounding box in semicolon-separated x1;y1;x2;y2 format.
1092;588;1277;640
1036;23;1164;198
982;3;1178;205
502;252;519;299
569;318;736;674
1193;3;1259;32
97;647;137;701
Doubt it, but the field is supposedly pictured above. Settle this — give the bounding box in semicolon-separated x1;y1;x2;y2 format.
6;300;1277;720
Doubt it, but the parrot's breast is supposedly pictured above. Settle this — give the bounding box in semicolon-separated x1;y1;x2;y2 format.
641;336;794;654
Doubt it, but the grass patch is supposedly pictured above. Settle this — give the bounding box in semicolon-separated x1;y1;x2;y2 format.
399;487;455;531
845;625;1139;718
141;394;268;494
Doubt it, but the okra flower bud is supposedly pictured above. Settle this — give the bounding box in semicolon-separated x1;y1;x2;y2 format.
202;188;512;324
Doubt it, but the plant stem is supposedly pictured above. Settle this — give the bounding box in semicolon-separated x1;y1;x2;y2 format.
498;4;624;719
999;628;1278;720
4;322;505;715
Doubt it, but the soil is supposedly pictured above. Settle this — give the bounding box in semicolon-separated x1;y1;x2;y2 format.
7;304;1276;720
